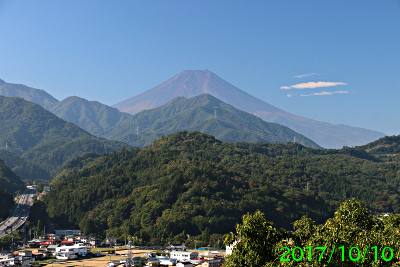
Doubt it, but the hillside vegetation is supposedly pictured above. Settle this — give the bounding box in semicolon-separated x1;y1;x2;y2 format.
44;131;400;244
0;96;128;178
104;94;321;148
0;185;14;221
0;158;24;194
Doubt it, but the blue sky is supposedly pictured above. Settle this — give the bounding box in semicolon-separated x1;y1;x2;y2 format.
0;1;399;135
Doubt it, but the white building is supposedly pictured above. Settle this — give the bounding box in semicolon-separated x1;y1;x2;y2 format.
170;251;199;261
176;262;193;267
155;256;177;265
55;243;88;259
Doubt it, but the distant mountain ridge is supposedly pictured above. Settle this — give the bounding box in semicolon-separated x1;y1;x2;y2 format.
50;96;131;136
0;79;319;148
112;70;386;148
104;94;321;148
0;79;59;109
0;75;387;148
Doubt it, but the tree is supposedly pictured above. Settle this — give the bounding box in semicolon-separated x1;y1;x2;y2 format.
223;211;286;266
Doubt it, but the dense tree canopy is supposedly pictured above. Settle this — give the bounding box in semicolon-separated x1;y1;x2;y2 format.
224;199;400;266
43;131;400;245
0;95;128;179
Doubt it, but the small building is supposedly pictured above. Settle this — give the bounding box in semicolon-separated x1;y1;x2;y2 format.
55;229;82;236
199;259;222;267
89;237;101;247
106;237;117;246
146;259;161;267
165;244;186;251
47;245;59;256
153;256;176;266
18;250;33;257
44;186;51;191
0;258;13;266
0;250;12;259
55;243;88;258
32;252;46;260
13;256;31;267
170;251;199;261
176;262;193;267
202;251;224;260
144;252;156;258
61;240;75;245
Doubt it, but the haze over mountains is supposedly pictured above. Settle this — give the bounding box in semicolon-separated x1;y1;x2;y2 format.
0;78;58;110
113;70;386;148
104;94;321;148
0;78;320;149
0;72;387;149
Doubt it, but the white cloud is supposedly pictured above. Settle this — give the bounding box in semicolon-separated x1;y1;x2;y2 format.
300;90;349;97
286;94;292;98
280;81;347;90
294;73;316;78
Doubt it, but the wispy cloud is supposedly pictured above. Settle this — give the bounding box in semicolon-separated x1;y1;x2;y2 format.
286;93;293;98
294;73;316;78
280;81;347;90
300;90;348;97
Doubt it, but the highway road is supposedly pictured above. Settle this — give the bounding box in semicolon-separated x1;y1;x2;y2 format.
0;188;36;238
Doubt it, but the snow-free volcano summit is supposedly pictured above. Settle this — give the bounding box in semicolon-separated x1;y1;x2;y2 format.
113;70;385;149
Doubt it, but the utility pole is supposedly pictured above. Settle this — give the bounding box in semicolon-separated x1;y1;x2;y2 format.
126;237;133;266
214;109;217;119
306;182;309;191
136;126;139;135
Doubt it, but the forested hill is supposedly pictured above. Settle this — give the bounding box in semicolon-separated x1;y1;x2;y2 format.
0;149;51;180
50;96;131;137
0;158;24;194
0;96;128;178
0;185;14;221
44;131;400;242
103;94;321;149
358;134;400;162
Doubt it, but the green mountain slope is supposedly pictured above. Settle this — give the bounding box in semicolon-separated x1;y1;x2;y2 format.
50;96;131;137
358;135;400;162
0;149;50;180
43;131;400;242
0;96;128;178
0;79;59;109
0;185;14;220
104;94;321;148
0;158;24;194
